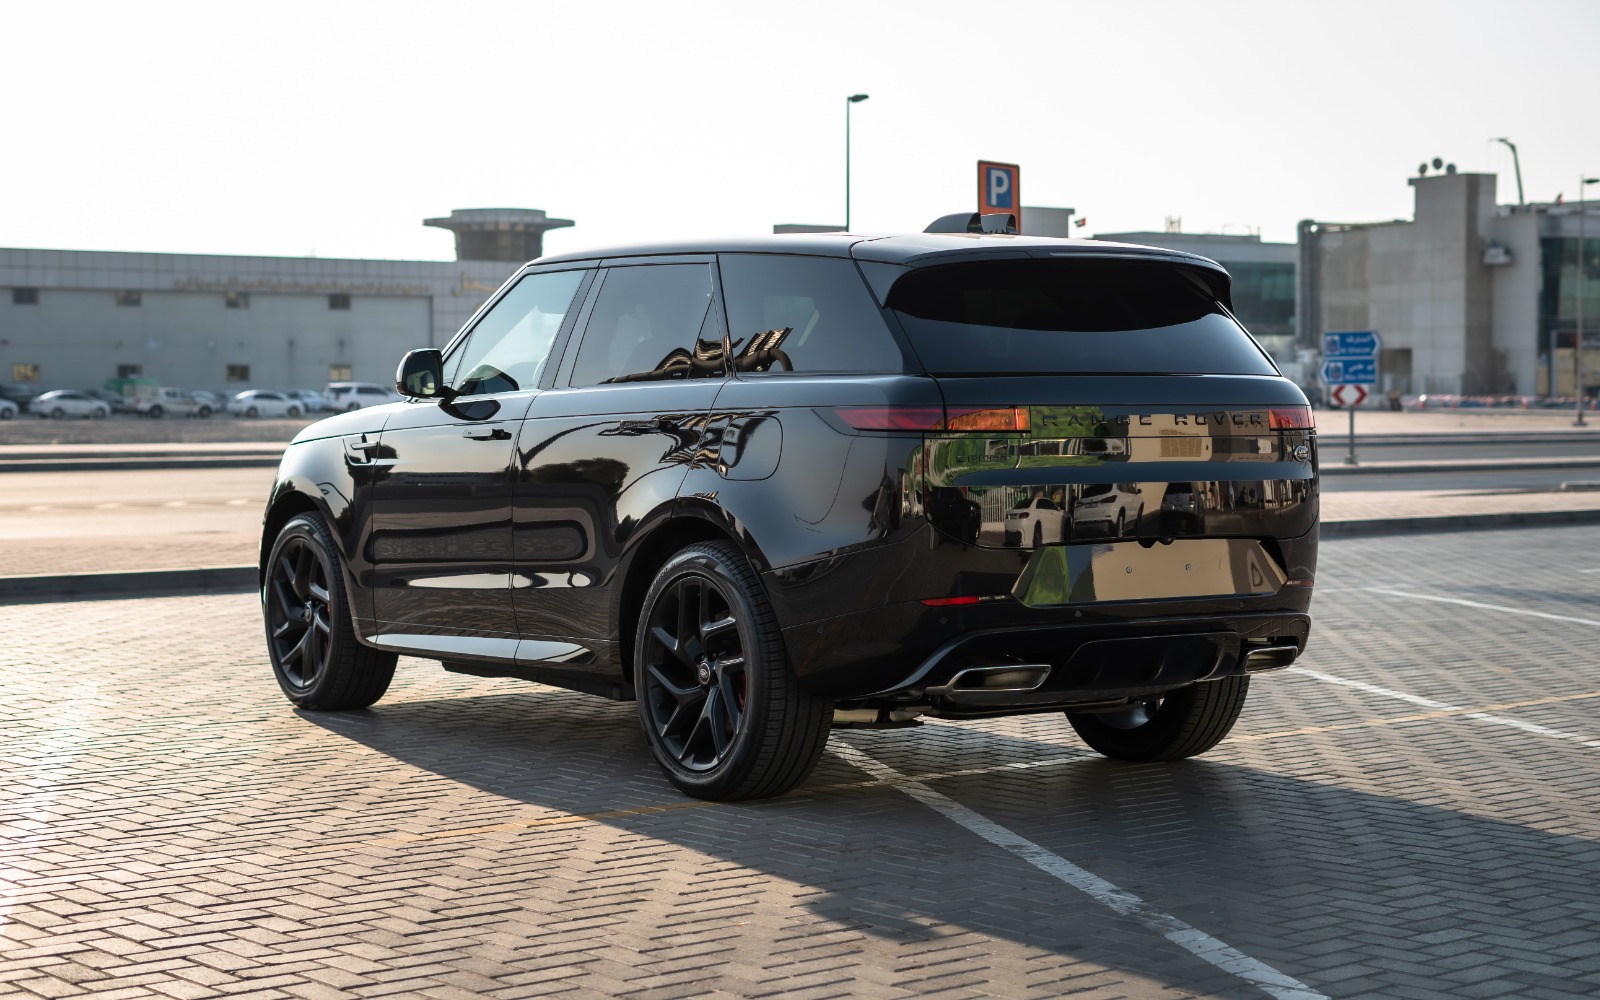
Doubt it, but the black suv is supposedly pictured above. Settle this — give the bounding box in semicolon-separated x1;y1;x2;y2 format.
259;232;1317;800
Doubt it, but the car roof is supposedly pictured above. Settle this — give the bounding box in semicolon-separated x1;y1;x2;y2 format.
532;232;1232;303
535;232;1226;273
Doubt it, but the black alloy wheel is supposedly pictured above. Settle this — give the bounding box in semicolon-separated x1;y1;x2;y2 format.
1067;675;1251;762
263;512;396;710
641;573;749;772
636;541;832;800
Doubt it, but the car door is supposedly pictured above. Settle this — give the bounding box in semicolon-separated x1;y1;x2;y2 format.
367;266;592;650
510;259;727;673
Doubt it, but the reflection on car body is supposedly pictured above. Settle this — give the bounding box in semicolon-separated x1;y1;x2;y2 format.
258;229;1319;803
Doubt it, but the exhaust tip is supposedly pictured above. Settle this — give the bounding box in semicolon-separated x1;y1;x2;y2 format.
1242;645;1299;673
948;664;1052;692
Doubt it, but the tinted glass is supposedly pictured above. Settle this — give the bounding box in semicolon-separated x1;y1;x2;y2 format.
569;264;716;386
718;255;904;373
886;259;1276;376
449;270;585;395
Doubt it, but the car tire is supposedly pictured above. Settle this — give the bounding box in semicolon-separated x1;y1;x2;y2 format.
0;408;11;420
287;405;302;418
148;405;164;419
635;540;832;801
345;402;360;412
92;407;108;419
1066;675;1250;762
1032;522;1043;548
1115;509;1126;538
49;407;65;419
196;405;212;419
263;512;397;711
246;406;259;418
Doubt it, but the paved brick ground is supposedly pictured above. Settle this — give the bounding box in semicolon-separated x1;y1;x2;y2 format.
4;528;1600;998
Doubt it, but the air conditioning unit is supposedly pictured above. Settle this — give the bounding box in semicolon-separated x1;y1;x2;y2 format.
1483;242;1514;266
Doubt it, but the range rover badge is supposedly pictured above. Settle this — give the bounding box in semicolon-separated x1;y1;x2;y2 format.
1292;444;1311;462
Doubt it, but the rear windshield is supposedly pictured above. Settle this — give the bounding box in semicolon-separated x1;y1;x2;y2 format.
885;258;1277;376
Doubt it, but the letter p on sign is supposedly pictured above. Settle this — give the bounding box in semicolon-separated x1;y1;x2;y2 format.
977;161;1020;215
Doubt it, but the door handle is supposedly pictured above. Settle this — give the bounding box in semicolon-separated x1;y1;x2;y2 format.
463;427;512;441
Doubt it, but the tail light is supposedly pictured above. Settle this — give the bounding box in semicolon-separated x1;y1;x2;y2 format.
831;406;1029;432
1268;406;1315;430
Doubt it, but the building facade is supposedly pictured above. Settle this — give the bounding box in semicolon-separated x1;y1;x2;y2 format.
0;209;569;395
1298;172;1599;397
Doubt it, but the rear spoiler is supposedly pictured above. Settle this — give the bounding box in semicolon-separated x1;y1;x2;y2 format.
924;212;1019;235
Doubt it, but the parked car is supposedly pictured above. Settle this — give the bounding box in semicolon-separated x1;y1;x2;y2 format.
259;228;1318;801
229;390;304;418
133;387;214;419
1004;495;1067;547
30;389;111;419
0;383;43;411
323;382;400;411
0;398;16;420
287;390;324;413
1074;482;1145;538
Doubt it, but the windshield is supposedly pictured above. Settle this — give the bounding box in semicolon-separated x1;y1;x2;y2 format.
886;258;1277;376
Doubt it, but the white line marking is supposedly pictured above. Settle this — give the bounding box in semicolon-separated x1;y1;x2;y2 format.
0;683;98;941
1580;568;1600;574
1366;587;1600;628
1288;666;1600;750
831;742;1327;1000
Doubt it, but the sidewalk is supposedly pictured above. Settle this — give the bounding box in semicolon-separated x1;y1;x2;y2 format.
3;486;1597;590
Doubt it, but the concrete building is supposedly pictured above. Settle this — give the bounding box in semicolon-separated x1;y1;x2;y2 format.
1298;171;1599;397
1093;230;1298;362
0;209;566;396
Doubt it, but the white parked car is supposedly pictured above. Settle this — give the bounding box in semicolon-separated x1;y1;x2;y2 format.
133;387;215;419
1004;495;1067;547
1074;482;1145;538
287;389;324;413
0;398;16;420
30;390;111;419
323;381;400;411
229;390;304;418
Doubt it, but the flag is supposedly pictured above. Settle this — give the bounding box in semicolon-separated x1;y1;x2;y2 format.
1074;217;1087;228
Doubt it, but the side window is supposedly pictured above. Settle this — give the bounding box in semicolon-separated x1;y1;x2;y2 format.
448;270;586;395
569;264;717;386
718;254;905;374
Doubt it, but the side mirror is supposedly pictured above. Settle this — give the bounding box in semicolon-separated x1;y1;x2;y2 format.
395;348;452;401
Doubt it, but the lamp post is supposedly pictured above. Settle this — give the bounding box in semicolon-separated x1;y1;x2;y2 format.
1577;176;1598;426
845;94;869;231
1492;138;1525;206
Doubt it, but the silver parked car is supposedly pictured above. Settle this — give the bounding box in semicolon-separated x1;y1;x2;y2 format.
322;381;400;411
30;390;111;419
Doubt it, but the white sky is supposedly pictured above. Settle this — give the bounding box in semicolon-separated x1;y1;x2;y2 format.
4;0;1596;261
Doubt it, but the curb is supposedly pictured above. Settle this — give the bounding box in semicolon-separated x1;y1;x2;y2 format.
0;457;279;473
1319;507;1600;538
1320;457;1600;476
0;566;257;603
10;507;1600;600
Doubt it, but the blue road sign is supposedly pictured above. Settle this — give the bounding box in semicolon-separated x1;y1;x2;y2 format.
1321;358;1377;386
1323;331;1382;358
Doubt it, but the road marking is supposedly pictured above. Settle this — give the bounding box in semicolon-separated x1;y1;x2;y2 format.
1581;568;1600;574
831;742;1327;1000
1366;587;1600;628
1288;666;1600;750
1235;688;1600;743
24;505;52;512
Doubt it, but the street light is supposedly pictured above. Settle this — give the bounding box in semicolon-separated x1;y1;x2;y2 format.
1492;138;1525;206
1576;175;1598;426
845;94;869;231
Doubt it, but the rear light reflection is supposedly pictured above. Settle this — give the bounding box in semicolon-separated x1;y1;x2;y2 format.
919;595;1010;607
1268;406;1315;430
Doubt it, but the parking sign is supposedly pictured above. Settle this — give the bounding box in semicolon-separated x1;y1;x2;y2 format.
977;161;1020;219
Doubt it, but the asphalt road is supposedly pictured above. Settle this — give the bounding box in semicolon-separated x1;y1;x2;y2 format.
5;526;1600;998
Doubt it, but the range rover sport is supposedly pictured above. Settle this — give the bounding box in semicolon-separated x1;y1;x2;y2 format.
258;230;1317;801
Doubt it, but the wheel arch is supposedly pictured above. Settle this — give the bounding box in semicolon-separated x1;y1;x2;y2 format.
613;504;773;687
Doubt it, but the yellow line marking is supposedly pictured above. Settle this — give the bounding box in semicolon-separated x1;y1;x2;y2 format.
1235;687;1600;743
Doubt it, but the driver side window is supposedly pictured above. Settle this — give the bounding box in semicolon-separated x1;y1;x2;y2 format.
447;270;585;395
